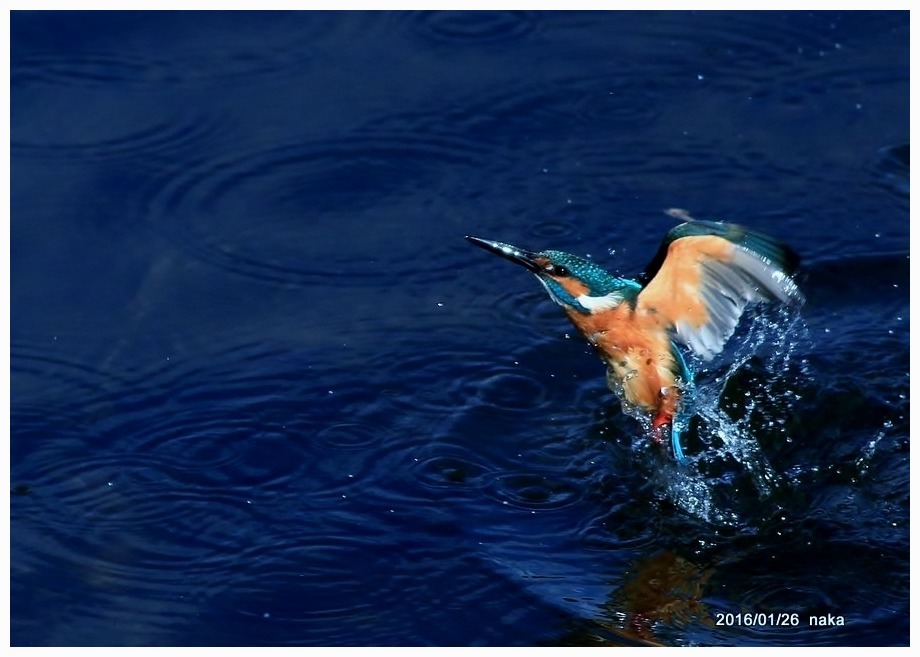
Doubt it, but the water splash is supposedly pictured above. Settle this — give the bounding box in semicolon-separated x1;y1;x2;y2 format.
631;306;810;524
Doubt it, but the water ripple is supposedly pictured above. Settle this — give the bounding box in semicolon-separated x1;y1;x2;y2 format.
871;142;909;199
405;10;539;45
12;342;127;406
11;14;334;89
472;369;549;411
412;446;492;492
370;72;663;140
11;341;380;582
366;348;493;418
483;470;582;511
526;218;583;242
139;132;492;286
11;111;228;163
12;52;175;88
315;422;383;451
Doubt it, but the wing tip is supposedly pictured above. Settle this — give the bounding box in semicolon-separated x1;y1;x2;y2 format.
733;246;806;306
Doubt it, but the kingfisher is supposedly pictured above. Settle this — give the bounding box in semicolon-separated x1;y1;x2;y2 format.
466;217;804;462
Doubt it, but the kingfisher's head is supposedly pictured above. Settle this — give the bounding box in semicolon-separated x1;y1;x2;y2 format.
466;235;640;314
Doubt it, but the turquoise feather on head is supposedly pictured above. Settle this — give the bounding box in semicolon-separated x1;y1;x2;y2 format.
465;237;641;315
535;250;642;314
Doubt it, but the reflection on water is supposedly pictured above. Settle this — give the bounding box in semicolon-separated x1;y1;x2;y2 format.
12;10;908;647
611;550;713;644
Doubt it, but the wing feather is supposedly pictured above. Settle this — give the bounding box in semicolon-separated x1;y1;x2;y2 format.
637;224;804;361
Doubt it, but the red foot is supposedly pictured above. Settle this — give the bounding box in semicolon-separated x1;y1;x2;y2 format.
650;412;672;447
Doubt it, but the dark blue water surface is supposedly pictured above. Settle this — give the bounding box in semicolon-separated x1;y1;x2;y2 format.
11;11;909;647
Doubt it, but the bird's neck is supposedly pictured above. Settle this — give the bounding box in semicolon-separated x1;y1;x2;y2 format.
566;278;641;315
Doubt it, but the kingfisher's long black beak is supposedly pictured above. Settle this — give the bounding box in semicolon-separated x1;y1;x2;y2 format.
465;235;543;273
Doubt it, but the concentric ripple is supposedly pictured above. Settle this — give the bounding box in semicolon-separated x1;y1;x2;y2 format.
374;72;664;141
12;52;175;88
11;331;605;645
526;218;583;242
11;12;334;89
139;132;491;286
11;341;400;607
11;111;228;163
405;10;539;45
315;422;383;451
11;48;232;163
412;444;493;492
483;470;583;511
871;142;909;199
11;341;128;408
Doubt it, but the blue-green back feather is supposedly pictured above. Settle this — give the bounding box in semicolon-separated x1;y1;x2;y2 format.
639;219;801;286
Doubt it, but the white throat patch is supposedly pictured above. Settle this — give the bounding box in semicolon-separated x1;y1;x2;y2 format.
575;292;624;312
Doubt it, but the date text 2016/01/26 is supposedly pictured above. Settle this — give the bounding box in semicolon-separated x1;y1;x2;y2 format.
714;613;846;627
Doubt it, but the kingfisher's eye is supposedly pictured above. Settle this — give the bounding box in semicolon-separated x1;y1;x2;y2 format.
549;264;569;277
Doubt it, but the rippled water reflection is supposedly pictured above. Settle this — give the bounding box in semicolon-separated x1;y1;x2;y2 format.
11;10;908;646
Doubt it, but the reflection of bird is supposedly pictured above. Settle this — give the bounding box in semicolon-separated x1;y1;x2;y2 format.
616;549;713;642
466;217;804;461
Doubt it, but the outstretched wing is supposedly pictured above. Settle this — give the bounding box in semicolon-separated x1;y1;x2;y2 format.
636;220;804;361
